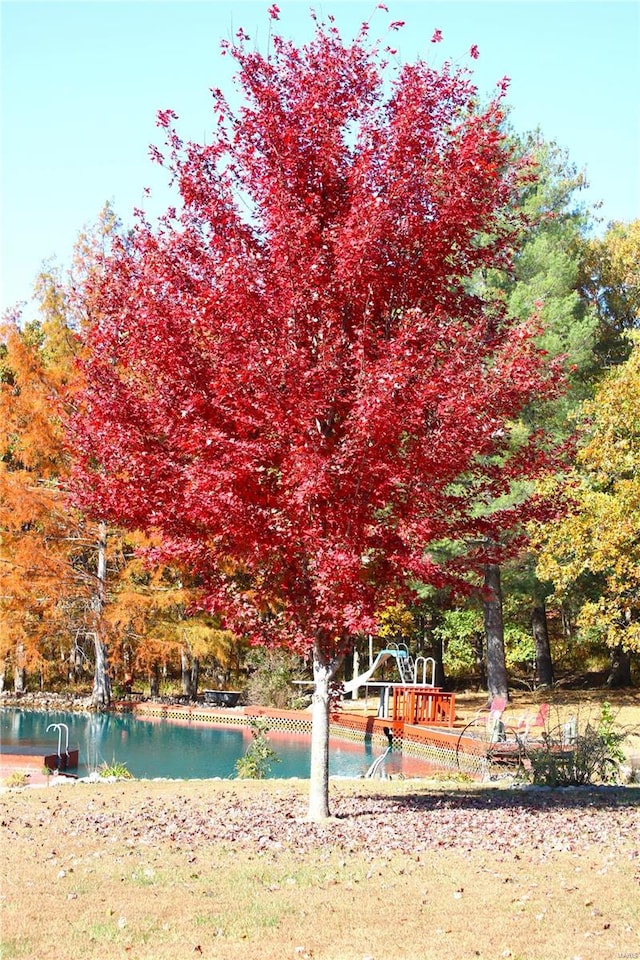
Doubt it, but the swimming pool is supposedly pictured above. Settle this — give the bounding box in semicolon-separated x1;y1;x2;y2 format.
0;708;434;780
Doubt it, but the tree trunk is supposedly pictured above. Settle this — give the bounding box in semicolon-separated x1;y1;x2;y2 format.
428;620;446;689
607;645;632;688
149;664;160;698
181;646;190;695
190;657;200;699
181;645;194;697
92;633;111;707
532;602;554;688
68;636;83;684
122;645;133;694
560;602;575;641
308;638;343;821
13;642;26;694
91;521;111;708
483;564;509;702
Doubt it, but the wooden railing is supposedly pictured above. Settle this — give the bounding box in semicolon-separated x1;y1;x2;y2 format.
390;686;456;727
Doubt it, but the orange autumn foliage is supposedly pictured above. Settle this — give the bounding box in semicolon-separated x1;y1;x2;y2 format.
1;269;243;693
0;300;91;685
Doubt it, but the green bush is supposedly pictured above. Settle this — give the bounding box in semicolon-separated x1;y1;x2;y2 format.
525;702;626;786
99;759;134;779
235;719;281;779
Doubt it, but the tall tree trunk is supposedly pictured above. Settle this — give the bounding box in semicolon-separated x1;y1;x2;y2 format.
190;657;200;699
91;521;111;708
92;634;111;707
122;644;133;693
532;602;554;688
181;645;193;697
432;635;446;689
13;642;26;694
607;645;632;688
560;602;575;642
308;638;344;821
483;564;509;702
149;663;160;698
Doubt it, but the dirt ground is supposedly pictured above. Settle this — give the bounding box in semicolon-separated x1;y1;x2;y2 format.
1;776;639;960
1;688;639;959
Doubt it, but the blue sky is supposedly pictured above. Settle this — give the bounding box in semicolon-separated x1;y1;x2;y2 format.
2;0;639;319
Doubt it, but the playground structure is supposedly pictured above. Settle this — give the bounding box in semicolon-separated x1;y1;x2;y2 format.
343;642;436;693
343;642;455;728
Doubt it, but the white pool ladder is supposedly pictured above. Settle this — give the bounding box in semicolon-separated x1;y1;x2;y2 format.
414;656;436;686
47;722;71;762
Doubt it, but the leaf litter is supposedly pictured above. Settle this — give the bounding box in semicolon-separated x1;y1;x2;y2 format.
3;782;638;864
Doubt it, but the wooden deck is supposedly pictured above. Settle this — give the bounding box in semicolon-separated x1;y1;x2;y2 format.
390;686;456;727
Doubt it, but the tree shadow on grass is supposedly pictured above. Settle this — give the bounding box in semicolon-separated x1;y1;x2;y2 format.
339;784;640;818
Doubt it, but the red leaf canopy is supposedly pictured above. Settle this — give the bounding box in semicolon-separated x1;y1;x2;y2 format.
72;19;561;658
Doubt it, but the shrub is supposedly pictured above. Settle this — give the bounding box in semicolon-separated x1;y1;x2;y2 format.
525;701;627;786
99;759;134;779
3;771;29;788
235;719;281;779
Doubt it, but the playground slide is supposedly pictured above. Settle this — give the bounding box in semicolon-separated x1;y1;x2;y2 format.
342;650;396;695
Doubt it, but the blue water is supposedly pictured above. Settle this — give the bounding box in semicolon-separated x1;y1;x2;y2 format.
0;708;431;780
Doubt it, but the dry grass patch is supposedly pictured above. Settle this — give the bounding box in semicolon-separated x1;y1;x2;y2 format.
1;778;639;960
453;687;640;727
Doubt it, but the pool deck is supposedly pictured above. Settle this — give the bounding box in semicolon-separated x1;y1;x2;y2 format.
0;753;54;787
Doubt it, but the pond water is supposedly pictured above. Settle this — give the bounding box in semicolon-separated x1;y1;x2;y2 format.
0;708;433;780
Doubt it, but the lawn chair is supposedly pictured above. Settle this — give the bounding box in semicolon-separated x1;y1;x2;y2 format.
511;702;550;742
455;696;509;771
470;696;508;742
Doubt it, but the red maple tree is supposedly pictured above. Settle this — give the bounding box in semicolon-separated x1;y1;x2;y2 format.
72;14;563;817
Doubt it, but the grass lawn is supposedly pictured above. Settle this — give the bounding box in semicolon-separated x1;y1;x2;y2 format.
1;688;639;959
1;776;639;960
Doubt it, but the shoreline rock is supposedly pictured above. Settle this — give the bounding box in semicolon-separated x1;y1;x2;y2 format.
0;691;95;711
